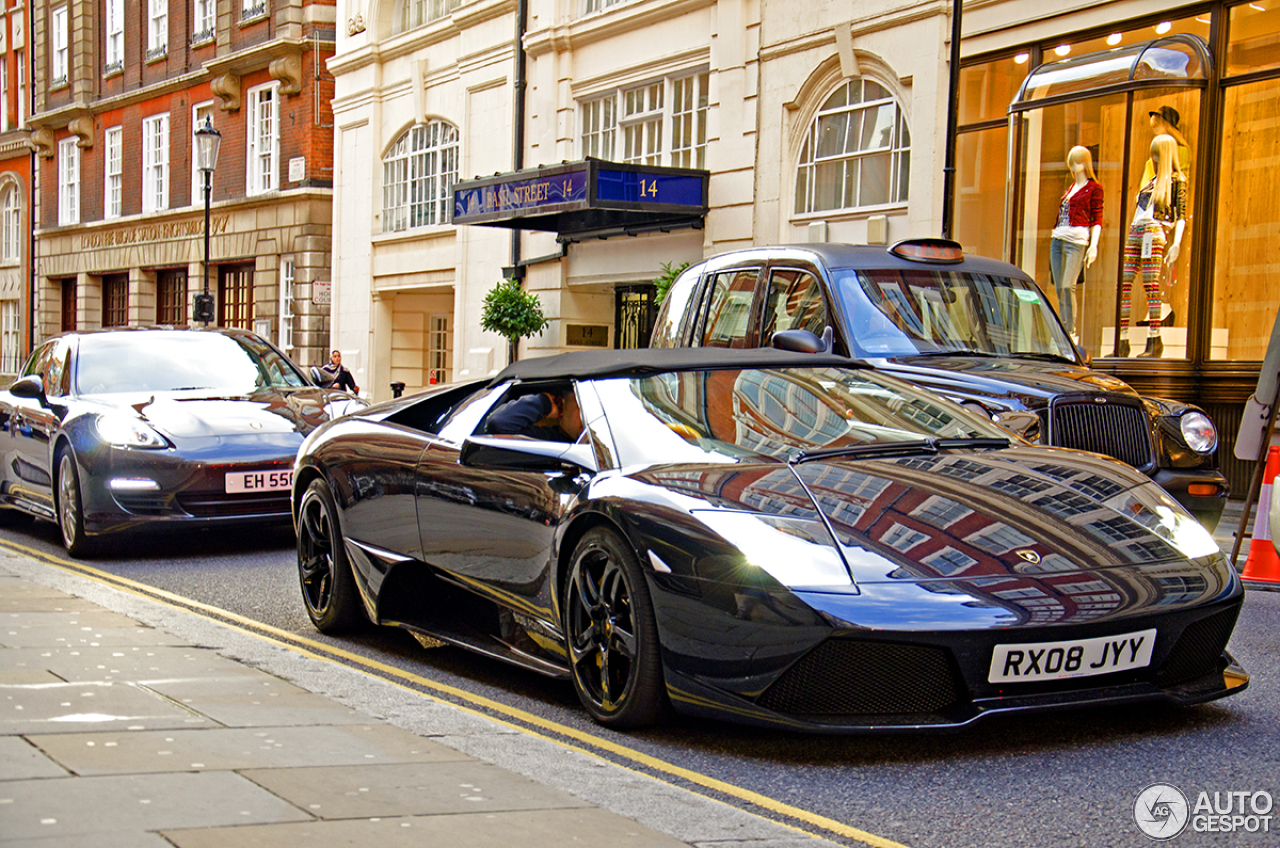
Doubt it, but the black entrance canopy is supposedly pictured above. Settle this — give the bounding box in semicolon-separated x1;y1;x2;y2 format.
452;157;709;241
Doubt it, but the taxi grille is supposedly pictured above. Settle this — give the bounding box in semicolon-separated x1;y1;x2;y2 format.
757;639;962;717
1048;398;1153;469
1155;606;1239;687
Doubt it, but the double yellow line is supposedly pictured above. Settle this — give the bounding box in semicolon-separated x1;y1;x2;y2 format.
0;536;912;848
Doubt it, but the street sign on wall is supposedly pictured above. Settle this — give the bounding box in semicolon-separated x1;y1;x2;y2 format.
312;279;332;305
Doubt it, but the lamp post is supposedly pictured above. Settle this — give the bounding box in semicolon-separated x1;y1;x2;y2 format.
193;118;221;325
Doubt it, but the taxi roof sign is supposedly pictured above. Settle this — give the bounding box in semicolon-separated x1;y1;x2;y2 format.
890;238;965;264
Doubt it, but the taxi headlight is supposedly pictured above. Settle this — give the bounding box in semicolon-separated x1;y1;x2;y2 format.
94;414;168;449
1180;412;1218;454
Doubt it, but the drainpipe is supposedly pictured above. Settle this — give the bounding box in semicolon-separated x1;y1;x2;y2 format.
508;0;528;279
940;0;962;240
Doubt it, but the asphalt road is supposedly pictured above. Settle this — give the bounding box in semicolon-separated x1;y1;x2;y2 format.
2;513;1278;848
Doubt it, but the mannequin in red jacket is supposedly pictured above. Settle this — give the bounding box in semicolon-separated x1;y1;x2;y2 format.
1049;145;1104;338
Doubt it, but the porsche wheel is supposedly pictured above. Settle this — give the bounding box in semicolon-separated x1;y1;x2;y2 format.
297;478;365;633
57;450;96;559
563;527;665;728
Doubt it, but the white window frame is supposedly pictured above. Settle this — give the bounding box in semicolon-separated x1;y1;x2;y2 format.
242;0;267;20
0;62;8;131
148;0;168;57
395;0;460;33
191;101;215;205
142;114;170;214
1;185;20;262
582;0;630;14
579;71;710;168
193;0;215;42
1;301;20;374
279;260;295;355
106;0;124;69
381;120;459;232
104;126;123;220
428;314;453;384
794;77;911;216
17;53;26;127
51;6;69;84
246;83;280;196
58;138;79;226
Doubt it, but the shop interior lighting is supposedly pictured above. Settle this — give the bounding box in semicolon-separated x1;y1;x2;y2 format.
1106;33;1123;46
1014;52;1030;64
1155;21;1172;34
1054;44;1071;56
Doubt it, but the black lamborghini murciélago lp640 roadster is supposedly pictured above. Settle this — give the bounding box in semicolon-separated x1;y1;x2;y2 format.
292;348;1247;732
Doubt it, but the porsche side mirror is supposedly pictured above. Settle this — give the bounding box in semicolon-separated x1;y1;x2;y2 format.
771;328;825;354
8;375;48;406
460;435;596;473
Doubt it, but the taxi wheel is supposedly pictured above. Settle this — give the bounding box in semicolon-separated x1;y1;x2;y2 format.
56;450;97;559
297;478;365;633
563;527;666;728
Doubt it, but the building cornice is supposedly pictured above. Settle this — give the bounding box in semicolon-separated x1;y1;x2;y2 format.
524;0;712;59
756;0;944;64
328;0;514;75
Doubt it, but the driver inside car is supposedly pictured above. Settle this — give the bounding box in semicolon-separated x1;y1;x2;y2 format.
484;387;584;442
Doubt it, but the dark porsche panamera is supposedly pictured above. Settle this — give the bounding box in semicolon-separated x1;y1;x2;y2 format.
0;327;365;557
292;348;1247;731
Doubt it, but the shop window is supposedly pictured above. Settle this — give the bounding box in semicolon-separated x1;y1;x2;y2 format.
1228;2;1280;76
394;0;459;34
102;275;128;328
1;184;20;262
143;114;170;214
247;84;280;195
959;54;1031;125
794;78;910;214
1211;79;1280;360
953;125;1009;261
158;269;188;326
382;120;458;231
58;138;79;226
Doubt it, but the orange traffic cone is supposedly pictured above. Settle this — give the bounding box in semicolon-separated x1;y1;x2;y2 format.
1242;445;1280;587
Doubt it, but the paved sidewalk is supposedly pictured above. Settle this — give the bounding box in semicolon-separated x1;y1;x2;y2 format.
0;547;836;848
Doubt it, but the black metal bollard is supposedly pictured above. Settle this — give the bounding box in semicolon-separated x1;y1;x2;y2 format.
390;381;406;398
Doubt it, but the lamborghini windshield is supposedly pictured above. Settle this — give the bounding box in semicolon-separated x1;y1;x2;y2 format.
830;268;1078;361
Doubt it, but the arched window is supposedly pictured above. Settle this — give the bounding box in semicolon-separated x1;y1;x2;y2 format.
795;78;910;214
382;121;459;232
0;185;20;262
393;0;459;34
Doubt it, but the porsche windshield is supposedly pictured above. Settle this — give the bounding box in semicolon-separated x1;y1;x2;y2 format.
597;367;1009;467
74;332;308;394
830;268;1077;360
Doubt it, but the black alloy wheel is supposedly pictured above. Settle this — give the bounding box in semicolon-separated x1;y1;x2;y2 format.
297;478;365;633
57;450;96;558
563;527;666;728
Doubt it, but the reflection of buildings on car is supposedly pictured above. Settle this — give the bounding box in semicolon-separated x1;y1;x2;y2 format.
322;0;1277;503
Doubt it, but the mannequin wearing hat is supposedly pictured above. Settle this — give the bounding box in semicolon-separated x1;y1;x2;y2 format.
1049;146;1104;338
1141;105;1191;184
1118;134;1187;358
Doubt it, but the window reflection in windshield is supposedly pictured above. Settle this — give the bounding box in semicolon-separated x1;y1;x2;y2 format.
831;269;1076;360
75;332;307;394
598;367;1006;467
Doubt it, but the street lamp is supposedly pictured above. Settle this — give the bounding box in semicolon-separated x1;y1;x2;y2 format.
193;117;221;325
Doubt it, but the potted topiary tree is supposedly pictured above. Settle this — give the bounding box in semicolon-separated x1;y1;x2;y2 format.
653;260;691;305
480;277;550;364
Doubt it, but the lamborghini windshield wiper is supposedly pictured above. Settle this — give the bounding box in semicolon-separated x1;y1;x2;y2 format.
789;436;1010;465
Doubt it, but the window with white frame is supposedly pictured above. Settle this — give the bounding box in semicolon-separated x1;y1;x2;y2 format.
1;301;19;374
1;185;20;261
795;78;910;214
428;314;452;384
394;0;460;33
148;0;168;57
193;0;215;41
1;63;7;131
142;114;170;213
17;53;26;127
106;0;124;69
579;72;709;168
104;126;123;219
582;0;630;14
279;260;295;355
58;138;79;226
191;102;214;204
241;0;267;20
247;83;279;195
382;121;459;232
51;6;69;84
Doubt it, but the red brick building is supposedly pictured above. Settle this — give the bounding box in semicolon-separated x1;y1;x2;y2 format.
26;0;336;368
0;2;33;379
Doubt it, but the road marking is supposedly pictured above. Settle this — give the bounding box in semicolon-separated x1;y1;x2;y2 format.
0;536;913;848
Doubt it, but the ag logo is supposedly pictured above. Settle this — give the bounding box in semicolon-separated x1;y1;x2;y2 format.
1135;783;1189;840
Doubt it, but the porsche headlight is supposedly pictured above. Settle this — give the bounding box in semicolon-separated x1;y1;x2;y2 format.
1180;412;1218;454
94;414;168;449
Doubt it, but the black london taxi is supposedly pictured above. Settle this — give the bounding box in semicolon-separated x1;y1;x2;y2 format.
650;239;1228;529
